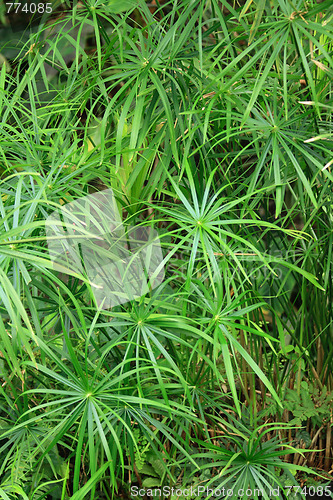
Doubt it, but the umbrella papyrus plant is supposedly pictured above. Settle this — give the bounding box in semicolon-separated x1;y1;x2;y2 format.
46;188;164;309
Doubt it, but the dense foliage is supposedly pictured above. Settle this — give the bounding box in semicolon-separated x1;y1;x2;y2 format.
0;0;332;498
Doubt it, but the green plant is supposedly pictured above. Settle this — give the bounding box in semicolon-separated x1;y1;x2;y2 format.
0;0;332;497
189;412;321;500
